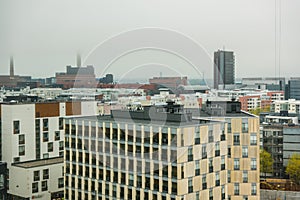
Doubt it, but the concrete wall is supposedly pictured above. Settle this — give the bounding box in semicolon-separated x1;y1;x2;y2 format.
261;189;300;200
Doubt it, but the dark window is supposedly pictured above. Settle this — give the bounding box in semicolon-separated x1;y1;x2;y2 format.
13;120;20;134
43;169;49;180
233;134;240;145
32;182;38;193
41;180;48;191
33;171;40;181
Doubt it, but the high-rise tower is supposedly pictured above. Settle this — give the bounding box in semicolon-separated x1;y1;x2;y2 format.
10;56;14;77
213;50;235;89
76;53;81;67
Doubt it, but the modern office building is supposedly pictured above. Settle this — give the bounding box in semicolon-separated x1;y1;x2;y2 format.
242;77;285;91
0;101;98;199
213;50;235;89
65;100;260;200
286;78;300;100
262;114;300;178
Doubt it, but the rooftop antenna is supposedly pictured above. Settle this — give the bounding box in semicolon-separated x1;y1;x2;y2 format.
160;72;162;78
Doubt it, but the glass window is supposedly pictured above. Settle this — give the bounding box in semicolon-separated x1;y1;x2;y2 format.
19;145;25;156
234;183;239;195
59;141;64;151
43;169;49;180
33;171;40;181
234;159;240;170
209;158;213;173
195;127;200;144
41;180;48;191
19;134;25;145
43;119;48;131
195;160;200;176
233;133;240;145
59;118;64;130
55;131;60;141
0;174;4;189
43;153;49;159
202;144;207;159
58;177;64;188
43;132;49;142
227;122;232;133
216;172;220;186
221;156;226;170
215;142;220;156
250;134;257;145
251;158;257;170
208;130;214;143
188;146;193;161
32;182;38;193
228;170;231;183
13;120;20;134
243;171;248;183
251;183;257;195
202;175;207;189
188;178;193;193
242;146;248;158
48;142;53;152
242;119;248;133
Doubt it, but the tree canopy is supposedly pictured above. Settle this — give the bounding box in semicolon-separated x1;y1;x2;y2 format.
260;149;273;179
286;154;300;185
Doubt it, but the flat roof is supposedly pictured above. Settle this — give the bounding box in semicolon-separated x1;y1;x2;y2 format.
66;115;225;128
12;157;63;169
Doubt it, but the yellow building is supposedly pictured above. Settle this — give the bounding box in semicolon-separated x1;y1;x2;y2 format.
64;101;260;200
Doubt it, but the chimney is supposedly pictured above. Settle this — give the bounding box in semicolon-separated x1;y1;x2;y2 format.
10;56;14;77
76;53;81;67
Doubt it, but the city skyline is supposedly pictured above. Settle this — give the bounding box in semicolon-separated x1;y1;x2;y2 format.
1;0;300;79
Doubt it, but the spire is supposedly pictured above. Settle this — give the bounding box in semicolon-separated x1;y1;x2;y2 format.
10;56;14;77
76;53;81;67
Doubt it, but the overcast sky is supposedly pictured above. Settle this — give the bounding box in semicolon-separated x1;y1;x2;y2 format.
0;0;300;81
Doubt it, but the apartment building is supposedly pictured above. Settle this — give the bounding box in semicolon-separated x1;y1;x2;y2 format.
0;101;97;199
271;99;300;114
65;100;260;200
262;114;300;178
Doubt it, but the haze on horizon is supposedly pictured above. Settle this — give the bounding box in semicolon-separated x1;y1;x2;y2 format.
0;0;300;80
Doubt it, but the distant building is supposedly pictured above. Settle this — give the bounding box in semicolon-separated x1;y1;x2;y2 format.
213;50;235;89
98;74;114;84
242;77;285;90
149;76;188;92
0;57;32;88
271;99;300;114
56;65;97;89
286;78;300;100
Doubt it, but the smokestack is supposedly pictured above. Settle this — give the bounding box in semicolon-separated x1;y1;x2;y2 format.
10;56;14;77
76;53;81;67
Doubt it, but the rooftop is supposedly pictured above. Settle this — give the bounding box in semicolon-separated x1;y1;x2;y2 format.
12;157;63;169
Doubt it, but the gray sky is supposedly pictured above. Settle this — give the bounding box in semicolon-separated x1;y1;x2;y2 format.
0;0;300;80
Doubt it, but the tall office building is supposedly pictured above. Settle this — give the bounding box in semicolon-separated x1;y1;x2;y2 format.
285;77;300;100
64;101;260;200
213;50;235;89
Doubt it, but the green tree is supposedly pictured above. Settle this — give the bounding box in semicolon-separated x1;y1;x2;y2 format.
286;154;300;185
250;108;261;115
260;149;273;180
